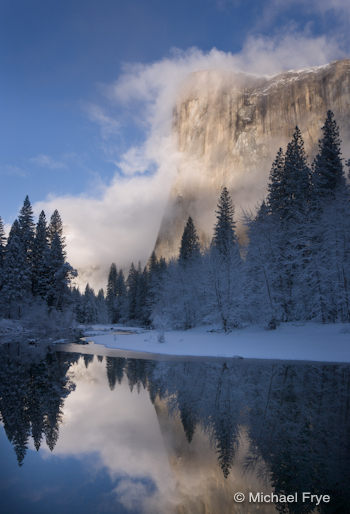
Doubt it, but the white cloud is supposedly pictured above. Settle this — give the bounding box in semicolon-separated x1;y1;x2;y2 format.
36;28;345;289
83;102;120;140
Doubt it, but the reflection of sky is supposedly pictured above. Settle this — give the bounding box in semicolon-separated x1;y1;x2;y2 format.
0;355;275;514
48;357;175;513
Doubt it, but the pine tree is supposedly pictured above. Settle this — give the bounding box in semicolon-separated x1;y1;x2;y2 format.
179;217;201;264
244;201;281;325
0;216;6;268
18;196;35;296
1;220;31;318
210;187;242;330
116;269;127;321
45;209;74;309
82;284;98;323
280;127;310;223
46;232;76;310
212;187;237;257
309;113;350;321
127;262;141;321
106;263;118;322
312;110;345;200
267;148;285;216
18;195;35;259
0;216;6;290
32;211;50;298
48;209;64;248
272;128;311;320
96;288;109;323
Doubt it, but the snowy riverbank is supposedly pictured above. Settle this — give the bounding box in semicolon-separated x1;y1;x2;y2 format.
82;322;350;363
0;318;80;344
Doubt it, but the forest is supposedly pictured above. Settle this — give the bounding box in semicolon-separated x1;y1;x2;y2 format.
0;111;349;332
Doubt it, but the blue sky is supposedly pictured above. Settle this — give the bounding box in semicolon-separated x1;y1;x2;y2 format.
1;0;350;286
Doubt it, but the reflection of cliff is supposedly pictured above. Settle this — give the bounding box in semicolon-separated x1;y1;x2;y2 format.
0;344;78;465
2;346;350;513
155;59;350;258
104;355;350;513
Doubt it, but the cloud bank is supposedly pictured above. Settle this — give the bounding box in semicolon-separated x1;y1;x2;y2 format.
36;28;345;290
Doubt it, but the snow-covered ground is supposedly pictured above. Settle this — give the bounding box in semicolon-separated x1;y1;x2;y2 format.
82;323;350;363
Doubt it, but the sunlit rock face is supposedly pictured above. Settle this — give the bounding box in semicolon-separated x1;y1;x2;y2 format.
155;59;350;258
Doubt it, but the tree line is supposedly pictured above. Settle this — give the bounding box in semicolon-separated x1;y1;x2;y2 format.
0;199;76;322
1;110;349;330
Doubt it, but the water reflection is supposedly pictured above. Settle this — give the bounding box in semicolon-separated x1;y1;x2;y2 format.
0;342;349;513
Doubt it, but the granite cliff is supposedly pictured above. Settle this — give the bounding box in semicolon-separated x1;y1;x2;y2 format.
155;59;350;258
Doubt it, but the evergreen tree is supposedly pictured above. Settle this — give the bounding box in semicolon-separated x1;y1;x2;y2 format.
18;196;35;296
179;217;201;264
1;220;31;318
96;288;109;323
32;211;50;298
244;201;281;325
212;187;237;257
280;126;310;223
48;209;64;248
82;284;98;323
0;216;6;289
18;195;35;259
127;262;141;321
308;113;350;321
0;216;6;268
106;263;118;322
267;148;285;216
210;187;241;330
312;110;345;199
46;232;76;310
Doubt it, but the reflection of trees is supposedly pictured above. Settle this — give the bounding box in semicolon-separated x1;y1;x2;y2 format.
101;354;350;512
1;343;349;512
106;357;125;390
0;343;78;465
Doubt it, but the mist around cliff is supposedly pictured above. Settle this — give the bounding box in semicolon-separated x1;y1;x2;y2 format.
34;30;346;290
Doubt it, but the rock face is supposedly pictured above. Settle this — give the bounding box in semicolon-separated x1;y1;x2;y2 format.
155;59;350;259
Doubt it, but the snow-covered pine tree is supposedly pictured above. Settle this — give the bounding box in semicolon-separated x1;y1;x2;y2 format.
127;262;141;321
96;288;109;323
212;187;238;258
312;110;346;200
209;187;242;330
0;216;5;267
309;112;350;321
46;231;76;311
1;220;31;318
71;287;84;323
18;196;35;297
244;201;281;326
0;216;6;289
115;269;127;322
274;127;311;320
32;211;50;298
280;127;310;223
179;217;201;265
48;209;64;248
266;148;285;217
145;251;168;326
82;284;98;323
18;196;35;259
106;263;118;322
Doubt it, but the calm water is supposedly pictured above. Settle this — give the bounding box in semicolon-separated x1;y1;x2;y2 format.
0;341;349;514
